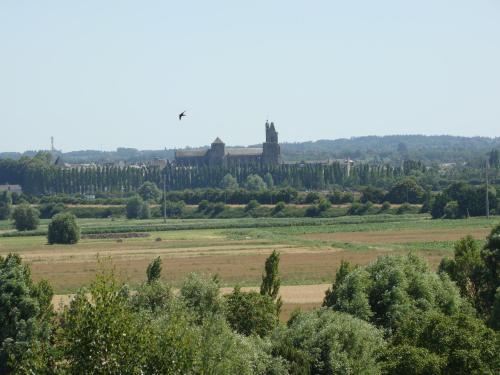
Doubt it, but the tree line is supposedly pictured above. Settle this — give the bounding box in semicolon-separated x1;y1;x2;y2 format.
0;153;428;195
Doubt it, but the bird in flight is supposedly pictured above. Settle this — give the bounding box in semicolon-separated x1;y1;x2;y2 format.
178;111;186;120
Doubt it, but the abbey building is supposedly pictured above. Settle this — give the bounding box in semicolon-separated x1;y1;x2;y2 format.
174;121;281;167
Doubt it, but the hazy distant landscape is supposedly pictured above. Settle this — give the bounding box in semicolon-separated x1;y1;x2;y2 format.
3;134;500;164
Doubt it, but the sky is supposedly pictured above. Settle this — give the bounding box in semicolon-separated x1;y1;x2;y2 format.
1;1;499;152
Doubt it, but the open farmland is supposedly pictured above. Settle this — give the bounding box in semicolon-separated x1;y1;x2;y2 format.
1;214;498;318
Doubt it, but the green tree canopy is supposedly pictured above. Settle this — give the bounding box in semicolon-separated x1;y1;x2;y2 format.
137;181;161;202
12;204;39;231
0;254;54;374
244;174;267;191
47;212;80;244
220;173;239;189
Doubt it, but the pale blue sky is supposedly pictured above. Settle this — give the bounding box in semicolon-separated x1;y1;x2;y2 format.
1;1;499;152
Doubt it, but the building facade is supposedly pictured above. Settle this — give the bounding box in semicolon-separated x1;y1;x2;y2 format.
175;121;281;167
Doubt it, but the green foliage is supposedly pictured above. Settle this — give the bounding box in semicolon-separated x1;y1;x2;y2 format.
387;310;500;374
180;273;225;323
323;259;354;308
225;287;277;337
39;202;66;219
382;344;445;374
61;270;149;374
482;224;500;319
444;200;460;218
380;201;391;212
130;280;172;314
0;191;12;220
139;201;151;219
260;250;282;314
263;172;274;189
47;212;80;244
439;235;484;311
137;181;161;202
126;195;144;219
12;204;40;231
361;186;385;204
163;200;185;218
385;178;424;204
272;201;286;215
245;199;260;212
273;309;386;375
431;182;498;219
220;173;239;189
244;174;267;191
330;254;463;330
0;254;54;374
146;256;162;284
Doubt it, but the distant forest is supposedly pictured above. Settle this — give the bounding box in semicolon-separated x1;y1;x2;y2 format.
2;135;500;165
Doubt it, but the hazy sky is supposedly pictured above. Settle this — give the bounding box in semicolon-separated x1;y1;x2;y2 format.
1;1;499;152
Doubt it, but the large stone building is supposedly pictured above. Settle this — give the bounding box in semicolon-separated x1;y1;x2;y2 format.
175;121;281;167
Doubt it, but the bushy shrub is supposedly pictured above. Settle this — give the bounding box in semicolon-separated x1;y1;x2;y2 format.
126;195;144;219
380;201;391;212
272;201;286;215
443;200;460;219
47;212;80;244
245;199;260;212
396;202;413;214
12;204;40;231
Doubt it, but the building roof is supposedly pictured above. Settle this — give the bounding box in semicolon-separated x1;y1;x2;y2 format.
212;137;224;144
225;148;262;156
175;149;208;158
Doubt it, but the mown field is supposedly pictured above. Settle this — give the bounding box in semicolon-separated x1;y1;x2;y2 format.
1;214;498;318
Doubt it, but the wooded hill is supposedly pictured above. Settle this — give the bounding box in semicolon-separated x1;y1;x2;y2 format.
2;134;499;165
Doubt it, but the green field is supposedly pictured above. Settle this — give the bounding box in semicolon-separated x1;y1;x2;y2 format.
1;214;498;295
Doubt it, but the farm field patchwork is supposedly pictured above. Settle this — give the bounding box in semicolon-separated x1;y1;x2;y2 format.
1;214;498;317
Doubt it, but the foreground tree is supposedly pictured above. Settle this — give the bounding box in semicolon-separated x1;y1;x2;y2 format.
439;235;484;312
260;250;282;315
62;271;149;374
47;212;80;244
272;309;386;374
325;253;463;331
225;287;277;337
12;204;39;231
0;254;54;374
383;310;500;374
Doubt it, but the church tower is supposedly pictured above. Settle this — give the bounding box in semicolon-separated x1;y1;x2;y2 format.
208;137;225;166
262;121;281;165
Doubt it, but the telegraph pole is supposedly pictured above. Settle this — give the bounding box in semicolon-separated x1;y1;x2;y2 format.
486;159;490;219
163;171;167;223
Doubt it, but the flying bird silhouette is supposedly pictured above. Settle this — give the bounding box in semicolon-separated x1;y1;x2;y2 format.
178;111;186;120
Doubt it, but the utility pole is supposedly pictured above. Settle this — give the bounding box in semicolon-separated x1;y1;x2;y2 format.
486;159;490;219
163;172;167;223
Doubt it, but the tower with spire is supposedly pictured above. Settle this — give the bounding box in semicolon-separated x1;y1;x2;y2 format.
262;121;280;165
